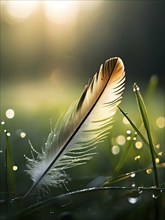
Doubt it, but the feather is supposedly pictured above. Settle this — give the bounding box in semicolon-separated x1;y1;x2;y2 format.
25;57;125;196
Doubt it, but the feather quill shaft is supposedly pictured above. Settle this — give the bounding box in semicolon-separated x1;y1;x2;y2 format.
24;57;125;198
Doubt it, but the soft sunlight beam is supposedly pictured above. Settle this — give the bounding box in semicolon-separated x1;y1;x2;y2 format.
43;1;79;24
5;1;38;21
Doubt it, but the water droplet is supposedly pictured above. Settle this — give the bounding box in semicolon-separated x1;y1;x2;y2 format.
133;137;137;141
132;183;136;187
131;173;136;178
6;132;11;137
0;150;3;153
1;121;5;125
133;84;140;92
152;193;159;199
4;129;7;133
128;197;138;204
138;189;143;194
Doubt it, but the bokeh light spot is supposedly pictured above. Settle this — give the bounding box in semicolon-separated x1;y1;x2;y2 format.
155;158;160;164
155;144;160;149
133;137;137;141
13;165;18;171
5;109;15;119
116;135;126;145
126;130;131;135
6;132;11;137
127;136;131;141
156;116;165;128
111;145;120;155
6;1;37;20
146;169;152;175
158;152;163;156
135;141;143;149
20;132;26;138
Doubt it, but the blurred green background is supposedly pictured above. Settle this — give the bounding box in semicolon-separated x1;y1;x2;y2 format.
0;0;165;197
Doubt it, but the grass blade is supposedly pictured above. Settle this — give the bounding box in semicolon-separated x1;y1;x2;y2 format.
133;83;159;187
118;107;158;158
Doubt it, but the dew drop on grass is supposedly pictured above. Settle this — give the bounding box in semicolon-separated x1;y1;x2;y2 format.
138;189;143;194
1;121;5;125
152;193;159;199
130;173;136;178
128;197;138;204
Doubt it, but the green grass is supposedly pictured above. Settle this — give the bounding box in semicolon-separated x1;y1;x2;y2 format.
0;78;164;220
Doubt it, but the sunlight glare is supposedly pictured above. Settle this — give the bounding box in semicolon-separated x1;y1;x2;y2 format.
43;1;79;24
6;1;38;20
